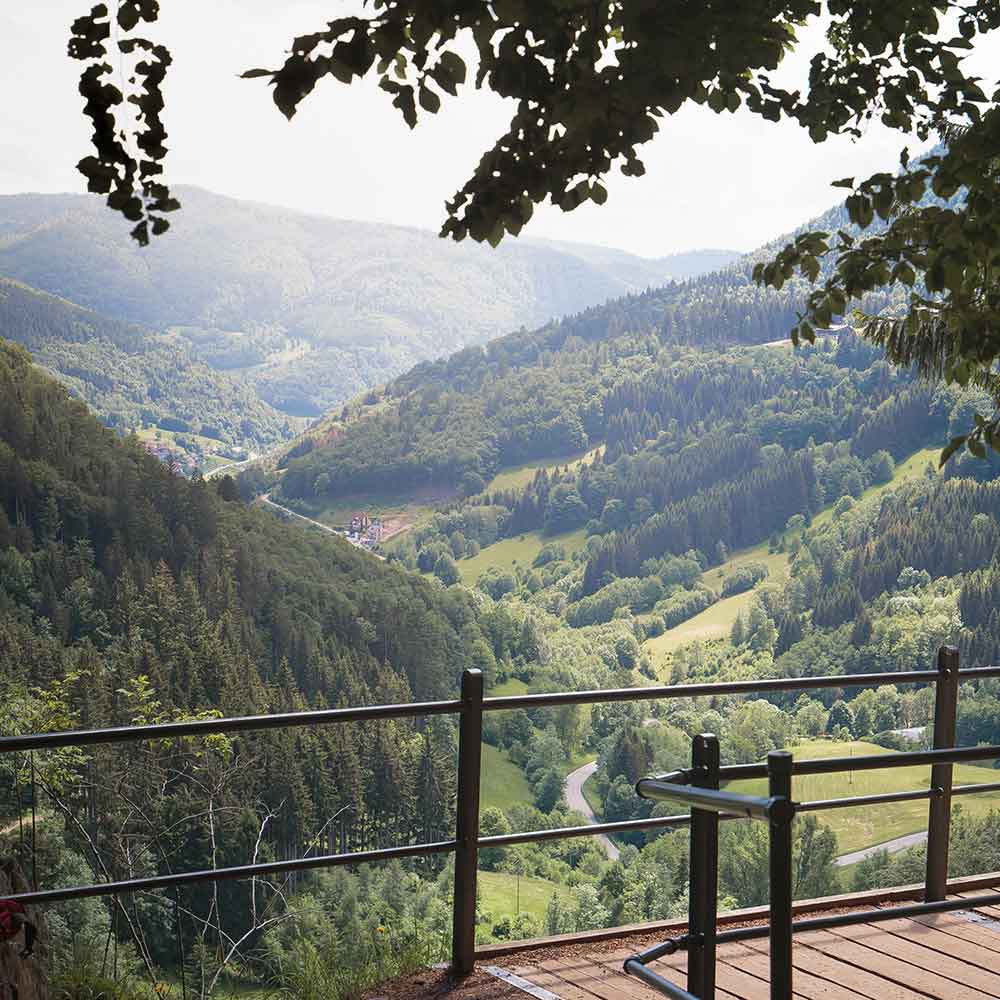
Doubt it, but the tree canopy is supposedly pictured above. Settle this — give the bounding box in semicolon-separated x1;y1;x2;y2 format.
68;1;1000;455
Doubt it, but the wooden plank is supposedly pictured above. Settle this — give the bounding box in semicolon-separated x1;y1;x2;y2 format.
538;955;657;1000
830;920;1000;996
955;891;1000;921
722;942;873;1000
591;948;743;1000
742;936;928;1000
508;962;606;1000
876;915;1000;973
485;965;563;1000
477;875;1000;960
909;911;1000;954
809;925;997;999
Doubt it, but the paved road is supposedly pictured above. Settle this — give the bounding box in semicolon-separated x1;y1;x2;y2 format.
259;493;340;535
259;494;386;559
564;761;620;861
204;456;256;480
835;830;927;868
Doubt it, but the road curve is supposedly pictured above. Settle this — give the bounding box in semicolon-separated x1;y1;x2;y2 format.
258;494;386;559
564;761;620;861
835;830;927;868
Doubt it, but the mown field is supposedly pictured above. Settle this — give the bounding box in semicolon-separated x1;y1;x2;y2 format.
643;543;791;658
481;743;532;812
733;740;1000;855
477;870;567;933
485;446;604;494
457;526;588;586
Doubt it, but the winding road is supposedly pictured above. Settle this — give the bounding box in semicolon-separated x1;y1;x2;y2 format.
564;761;620;861
562;758;924;868
834;830;927;868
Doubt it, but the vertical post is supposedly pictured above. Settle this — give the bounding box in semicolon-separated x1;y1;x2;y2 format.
768;750;794;1000
451;669;484;975
926;644;959;901
688;733;720;1000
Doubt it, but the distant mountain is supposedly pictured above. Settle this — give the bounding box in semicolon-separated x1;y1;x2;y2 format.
0;276;293;465
272;191;906;504
0;187;735;417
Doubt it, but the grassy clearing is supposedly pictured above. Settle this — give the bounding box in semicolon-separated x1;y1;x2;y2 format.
491;676;529;697
485;446;604;494
477;870;567;930
457;526;588;585
296;490;441;531
733;740;1000;855
481;743;532;813
644;542;791;658
643;446;942;662
812;446;939;529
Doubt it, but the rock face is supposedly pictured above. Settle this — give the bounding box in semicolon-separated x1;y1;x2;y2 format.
0;860;46;1000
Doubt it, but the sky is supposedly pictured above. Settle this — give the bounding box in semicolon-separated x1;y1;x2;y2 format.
2;3;999;258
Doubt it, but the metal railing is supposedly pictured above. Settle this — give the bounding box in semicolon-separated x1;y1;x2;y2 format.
2;645;1000;979
622;646;1000;999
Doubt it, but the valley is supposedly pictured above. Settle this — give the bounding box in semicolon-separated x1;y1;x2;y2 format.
5;168;1000;997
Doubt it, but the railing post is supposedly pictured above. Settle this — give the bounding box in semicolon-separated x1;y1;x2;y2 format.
926;644;959;901
451;669;484;975
767;750;794;1000
688;733;720;1000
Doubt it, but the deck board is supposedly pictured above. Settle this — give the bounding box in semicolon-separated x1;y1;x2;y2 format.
827;921;1000;997
910;911;1000;953
741;935;929;1000
467;885;1000;1000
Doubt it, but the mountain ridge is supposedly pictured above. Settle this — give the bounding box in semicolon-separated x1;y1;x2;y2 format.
0;186;739;418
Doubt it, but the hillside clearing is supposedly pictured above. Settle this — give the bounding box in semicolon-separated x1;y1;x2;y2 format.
643;446;942;662
457;526;588;585
477;870;568;933
485;446;605;494
733;740;1000;855
481;743;532;813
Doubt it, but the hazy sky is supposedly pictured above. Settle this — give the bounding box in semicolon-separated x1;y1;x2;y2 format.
3;4;998;258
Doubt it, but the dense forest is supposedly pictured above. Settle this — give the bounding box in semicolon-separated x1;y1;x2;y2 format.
7;150;1000;999
0;278;294;465
0;337;546;995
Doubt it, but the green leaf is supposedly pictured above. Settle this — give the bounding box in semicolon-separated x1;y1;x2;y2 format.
418;85;441;113
940;435;967;466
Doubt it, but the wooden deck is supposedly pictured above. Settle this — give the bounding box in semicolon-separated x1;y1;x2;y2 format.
370;887;1000;1000
487;891;1000;999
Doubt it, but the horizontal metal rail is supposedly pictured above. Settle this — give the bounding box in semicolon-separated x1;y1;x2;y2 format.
5;665;999;756
0;699;464;753
3;839;458;905
954;780;1000;796
720;741;1000;780
799;788;939;811
482;669;945;712
636;779;784;821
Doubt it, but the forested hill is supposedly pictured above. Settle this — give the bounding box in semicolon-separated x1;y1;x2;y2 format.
0;188;735;417
0;334;542;854
272;190;900;505
0;333;530;701
0;276;291;460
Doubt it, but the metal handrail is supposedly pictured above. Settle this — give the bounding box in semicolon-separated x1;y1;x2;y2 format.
1;645;997;981
621;647;1000;999
718;740;1000;780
